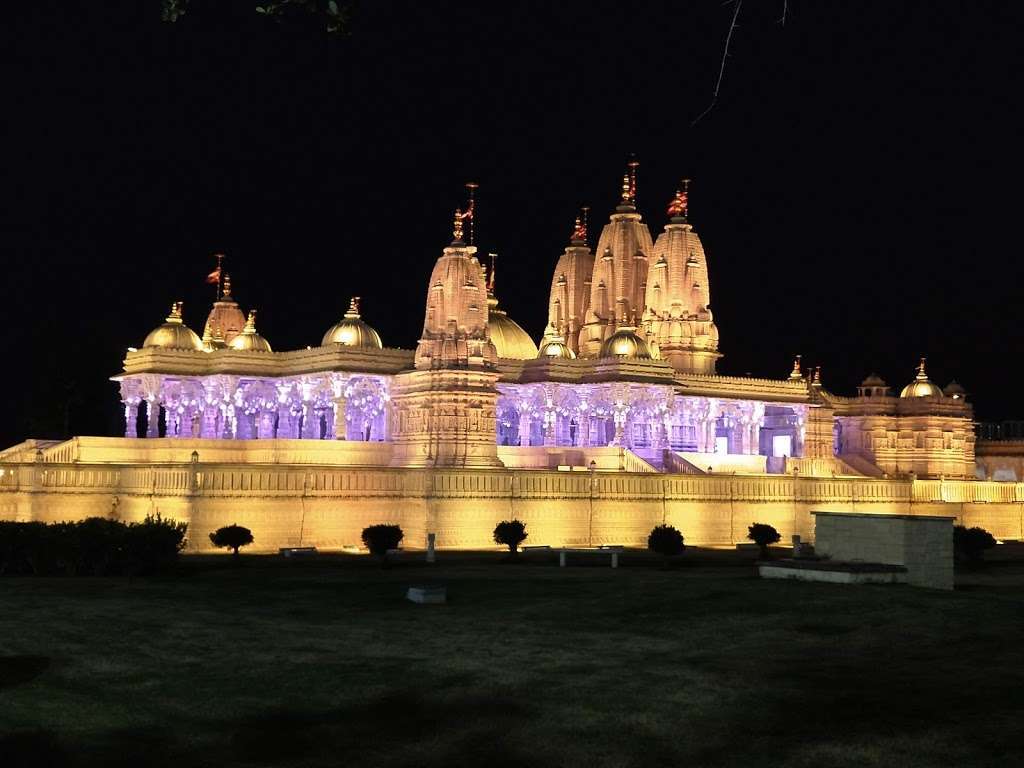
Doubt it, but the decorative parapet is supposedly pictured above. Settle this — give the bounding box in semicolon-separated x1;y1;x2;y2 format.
119;344;415;378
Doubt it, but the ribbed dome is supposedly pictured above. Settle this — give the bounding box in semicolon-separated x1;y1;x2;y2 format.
322;297;383;349
537;323;576;359
202;275;246;348
900;358;944;398
143;302;203;351
488;310;538;359
944;380;966;400
484;257;538;360
228;310;272;352
599;326;653;359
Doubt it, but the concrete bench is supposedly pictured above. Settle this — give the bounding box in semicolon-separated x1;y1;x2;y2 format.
279;547;318;558
406;585;446;604
759;558;907;585
555;547;622;568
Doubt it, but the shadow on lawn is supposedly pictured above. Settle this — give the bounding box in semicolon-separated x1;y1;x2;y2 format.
227;689;537;766
0;656;50;690
2;689;540;768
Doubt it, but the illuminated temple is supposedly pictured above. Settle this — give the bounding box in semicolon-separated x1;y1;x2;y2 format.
2;163;1021;549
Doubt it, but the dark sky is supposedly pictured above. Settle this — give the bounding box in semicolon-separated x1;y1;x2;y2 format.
4;0;1021;446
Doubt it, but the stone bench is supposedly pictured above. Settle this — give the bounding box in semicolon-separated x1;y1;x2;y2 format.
406;585;446;604
758;558;907;585
279;547;318;558
555;547;623;568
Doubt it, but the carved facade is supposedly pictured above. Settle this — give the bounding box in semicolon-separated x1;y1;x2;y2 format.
0;162;1000;550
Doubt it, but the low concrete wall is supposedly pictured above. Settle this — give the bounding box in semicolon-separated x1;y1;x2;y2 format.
813;511;954;590
1;452;1022;554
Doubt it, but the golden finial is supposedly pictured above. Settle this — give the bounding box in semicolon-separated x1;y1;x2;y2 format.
465;182;478;245
345;296;361;319
788;354;803;380
667;179;690;220
620;172;631;203
452;209;463;242
571;215;586;243
243;309;257;333
487;253;497;294
206;254;224;298
812;366;822;387
222;273;232;298
916;357;928;380
628;158;639;202
581;206;590;241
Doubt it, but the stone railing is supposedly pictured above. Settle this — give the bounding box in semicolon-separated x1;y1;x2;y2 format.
912;478;1024;504
663;451;705;475
621;450;658;474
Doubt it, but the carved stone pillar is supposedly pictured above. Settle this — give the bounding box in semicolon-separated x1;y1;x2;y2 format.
333;396;347;440
124;401;139;438
543;409;556;446
145;399;160;438
610;407;627;447
201;406;219;438
518;409;531;447
221;405;237;439
257;409;275;439
579;413;591;447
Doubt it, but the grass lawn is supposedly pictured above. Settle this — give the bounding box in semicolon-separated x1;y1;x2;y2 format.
2;546;1024;768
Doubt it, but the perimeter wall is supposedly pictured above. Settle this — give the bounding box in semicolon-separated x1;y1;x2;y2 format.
2;460;1021;551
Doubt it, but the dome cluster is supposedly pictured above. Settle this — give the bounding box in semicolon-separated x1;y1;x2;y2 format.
852;359;965;401
141;271;384;354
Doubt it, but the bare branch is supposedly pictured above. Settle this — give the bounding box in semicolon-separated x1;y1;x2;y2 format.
780;0;788;26
692;0;743;126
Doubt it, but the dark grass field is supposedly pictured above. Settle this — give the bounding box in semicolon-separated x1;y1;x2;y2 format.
2;547;1024;768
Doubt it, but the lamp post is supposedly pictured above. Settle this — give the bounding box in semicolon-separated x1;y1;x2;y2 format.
588;459;597;547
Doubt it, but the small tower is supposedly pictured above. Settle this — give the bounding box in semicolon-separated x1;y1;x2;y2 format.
546;209;595;356
390;188;503;469
578;159;654;357
640;180;720;374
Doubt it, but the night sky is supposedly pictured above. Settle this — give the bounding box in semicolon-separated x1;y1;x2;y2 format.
5;0;1021;448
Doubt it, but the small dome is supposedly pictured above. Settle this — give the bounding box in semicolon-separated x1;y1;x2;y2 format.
322;297;383;349
861;373;887;387
484;264;538;359
489;310;538;359
944;380;966;400
203;274;246;348
600;326;653;359
228;310;272;352
143;302;203;351
900;358;944;398
537;323;576;359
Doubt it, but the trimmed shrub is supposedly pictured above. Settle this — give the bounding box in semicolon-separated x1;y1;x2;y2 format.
0;517;187;576
493;520;528;555
648;524;685;566
125;515;188;574
954;525;996;563
747;523;781;559
361;524;403;563
209;524;254;558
